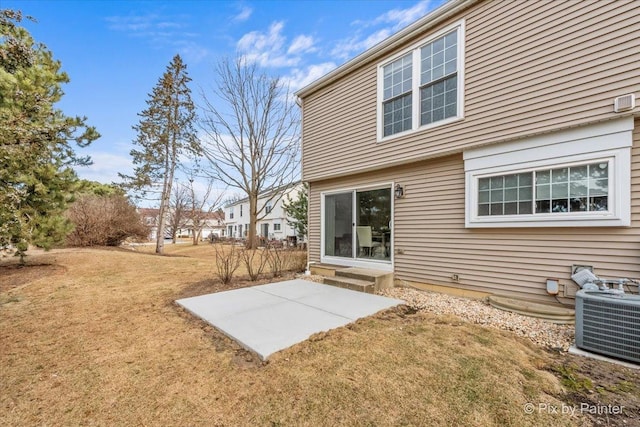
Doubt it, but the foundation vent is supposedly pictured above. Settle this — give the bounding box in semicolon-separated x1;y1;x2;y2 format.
614;94;635;112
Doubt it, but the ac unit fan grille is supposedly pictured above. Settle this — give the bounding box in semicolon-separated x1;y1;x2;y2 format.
579;297;640;363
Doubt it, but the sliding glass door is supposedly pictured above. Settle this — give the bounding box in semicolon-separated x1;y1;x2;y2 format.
323;186;392;264
324;192;353;258
356;188;391;261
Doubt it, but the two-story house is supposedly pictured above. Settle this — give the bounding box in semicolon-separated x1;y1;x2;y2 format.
296;0;640;304
224;182;303;242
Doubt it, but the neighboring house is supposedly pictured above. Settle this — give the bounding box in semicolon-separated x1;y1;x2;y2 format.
202;211;227;239
137;208;226;241
138;208;160;241
225;182;303;241
183;210;226;240
295;0;640;304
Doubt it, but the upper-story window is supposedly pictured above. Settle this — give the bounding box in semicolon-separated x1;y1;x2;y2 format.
240;204;243;217
229;207;234;219
265;201;272;214
419;30;458;126
382;54;413;136
378;21;464;140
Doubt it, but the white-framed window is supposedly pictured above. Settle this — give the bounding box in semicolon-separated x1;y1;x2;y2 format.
477;160;610;217
265;201;272;214
229;207;234;219
378;20;465;141
274;223;281;231
240;204;243;217
464;118;633;228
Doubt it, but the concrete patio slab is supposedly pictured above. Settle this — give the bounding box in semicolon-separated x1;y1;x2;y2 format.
176;279;404;360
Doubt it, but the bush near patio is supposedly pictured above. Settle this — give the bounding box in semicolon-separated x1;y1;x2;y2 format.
211;243;307;284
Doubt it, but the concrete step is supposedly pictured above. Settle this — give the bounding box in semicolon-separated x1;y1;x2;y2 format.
335;267;393;291
309;263;343;277
323;276;375;294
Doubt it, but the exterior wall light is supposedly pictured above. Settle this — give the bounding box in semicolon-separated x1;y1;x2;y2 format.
394;183;405;199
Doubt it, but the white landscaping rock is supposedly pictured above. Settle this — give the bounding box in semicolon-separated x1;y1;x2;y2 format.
379;287;574;351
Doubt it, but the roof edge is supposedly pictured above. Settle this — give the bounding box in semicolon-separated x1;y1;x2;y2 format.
295;0;478;99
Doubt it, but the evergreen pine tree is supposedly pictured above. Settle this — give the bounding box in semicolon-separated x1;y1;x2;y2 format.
282;183;308;241
119;54;200;254
0;10;99;261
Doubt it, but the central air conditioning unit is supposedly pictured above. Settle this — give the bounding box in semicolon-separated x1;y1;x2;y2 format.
575;290;640;364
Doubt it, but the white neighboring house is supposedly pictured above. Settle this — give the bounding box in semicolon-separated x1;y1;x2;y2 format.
183;211;226;240
225;182;304;242
137;208;226;241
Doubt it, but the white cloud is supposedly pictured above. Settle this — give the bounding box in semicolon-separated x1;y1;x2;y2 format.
233;6;253;22
331;28;392;60
284;62;337;93
75;152;134;184
373;0;434;29
105;12;210;63
287;35;315;55
237;21;315;68
174;40;211;63
105;14;157;32
332;0;436;60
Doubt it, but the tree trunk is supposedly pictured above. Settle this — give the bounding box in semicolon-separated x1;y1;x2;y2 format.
192;227;200;245
156;183;171;254
155;181;169;254
156;149;175;254
247;193;258;249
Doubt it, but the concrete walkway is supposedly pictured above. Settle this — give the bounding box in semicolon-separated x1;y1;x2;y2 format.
176;279;404;360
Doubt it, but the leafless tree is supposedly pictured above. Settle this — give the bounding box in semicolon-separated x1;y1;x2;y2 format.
199;57;300;249
166;182;191;243
185;178;224;245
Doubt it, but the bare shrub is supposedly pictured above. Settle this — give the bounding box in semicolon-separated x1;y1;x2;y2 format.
240;248;268;281
265;245;285;278
213;243;241;284
286;249;307;273
66;194;149;247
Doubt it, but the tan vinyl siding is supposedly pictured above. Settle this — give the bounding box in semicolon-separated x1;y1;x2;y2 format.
308;120;640;304
301;0;640;182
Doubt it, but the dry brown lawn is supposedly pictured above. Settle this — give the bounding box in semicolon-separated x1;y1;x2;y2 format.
0;245;627;426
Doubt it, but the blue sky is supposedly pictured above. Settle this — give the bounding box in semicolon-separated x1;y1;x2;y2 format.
6;0;443;199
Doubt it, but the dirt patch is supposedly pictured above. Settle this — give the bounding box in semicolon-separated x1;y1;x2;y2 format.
0;264;67;292
173;303;266;369
548;353;640;426
175;271;298;300
172;271;300;367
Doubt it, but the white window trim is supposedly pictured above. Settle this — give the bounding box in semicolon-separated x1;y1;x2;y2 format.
376;19;465;143
464;118;633;228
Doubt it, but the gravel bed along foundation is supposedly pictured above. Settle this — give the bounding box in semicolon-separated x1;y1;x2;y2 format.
379;287;574;351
